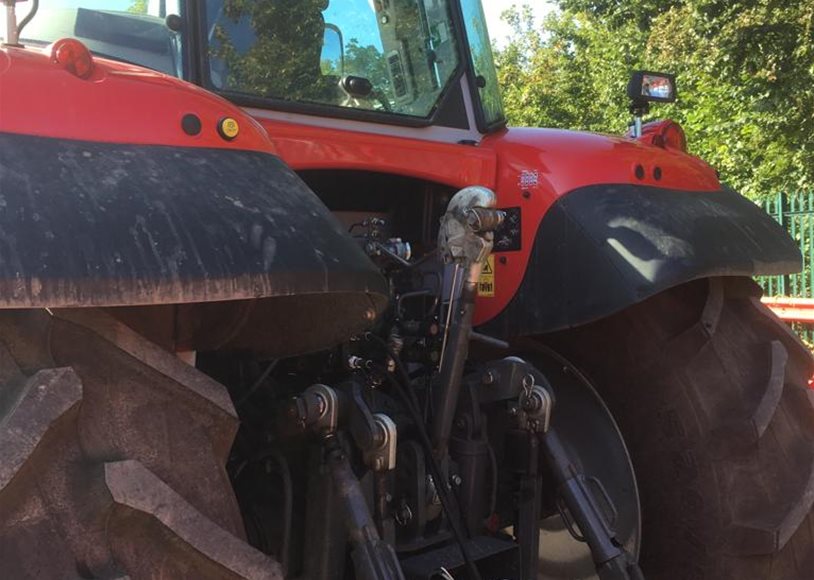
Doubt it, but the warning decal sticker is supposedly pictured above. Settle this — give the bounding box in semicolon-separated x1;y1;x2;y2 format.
478;255;495;297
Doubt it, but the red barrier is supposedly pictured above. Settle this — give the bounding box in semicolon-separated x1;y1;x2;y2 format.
762;297;814;387
762;297;814;323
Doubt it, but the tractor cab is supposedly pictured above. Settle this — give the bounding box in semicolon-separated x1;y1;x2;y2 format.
201;0;504;131
2;0;505;137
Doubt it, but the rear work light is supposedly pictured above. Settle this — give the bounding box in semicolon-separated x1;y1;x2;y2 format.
50;38;94;79
637;119;688;153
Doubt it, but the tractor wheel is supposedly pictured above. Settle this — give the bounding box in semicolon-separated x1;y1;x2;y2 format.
545;277;814;580
0;308;282;579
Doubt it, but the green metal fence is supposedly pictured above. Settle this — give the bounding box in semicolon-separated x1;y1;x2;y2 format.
758;192;814;298
758;192;814;343
759;192;814;298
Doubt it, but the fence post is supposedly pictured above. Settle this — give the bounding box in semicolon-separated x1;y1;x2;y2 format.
778;192;787;296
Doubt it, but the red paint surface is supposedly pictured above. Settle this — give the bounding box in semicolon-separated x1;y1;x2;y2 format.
262;121;722;325
259;120;497;189
5;42;725;328
472;128;720;323
0;44;273;153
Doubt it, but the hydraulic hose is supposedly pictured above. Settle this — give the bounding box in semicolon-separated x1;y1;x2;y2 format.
17;0;39;36
370;353;482;580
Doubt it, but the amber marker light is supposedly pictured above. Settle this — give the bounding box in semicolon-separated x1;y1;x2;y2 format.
218;117;240;141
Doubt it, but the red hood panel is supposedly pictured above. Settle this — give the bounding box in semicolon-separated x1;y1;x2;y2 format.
0;44;272;153
473;126;723;326
482;126;720;196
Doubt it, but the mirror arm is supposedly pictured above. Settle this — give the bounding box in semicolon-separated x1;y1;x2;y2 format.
629;100;650;138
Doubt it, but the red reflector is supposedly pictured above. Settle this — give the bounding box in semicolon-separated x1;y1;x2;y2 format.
51;38;94;79
659;122;687;152
636;119;688;153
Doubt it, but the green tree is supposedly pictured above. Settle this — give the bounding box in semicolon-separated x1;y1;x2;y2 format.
345;39;390;93
128;0;148;13
212;1;391;108
212;0;334;101
496;7;643;131
496;0;814;199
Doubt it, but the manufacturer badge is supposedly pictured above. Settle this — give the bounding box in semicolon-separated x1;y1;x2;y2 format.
518;170;539;189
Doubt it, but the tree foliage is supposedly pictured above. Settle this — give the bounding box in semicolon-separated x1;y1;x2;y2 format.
496;0;814;199
128;0;148;13
211;0;333;101
210;1;391;108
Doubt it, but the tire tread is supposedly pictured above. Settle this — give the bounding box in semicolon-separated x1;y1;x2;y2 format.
547;277;814;580
0;309;279;579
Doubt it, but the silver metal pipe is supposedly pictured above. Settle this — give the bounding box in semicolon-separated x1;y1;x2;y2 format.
633;115;643;138
5;1;19;46
438;262;460;370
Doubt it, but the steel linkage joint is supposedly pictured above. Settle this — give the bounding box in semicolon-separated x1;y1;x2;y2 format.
517;373;553;433
287;383;340;435
365;414;398;472
437;186;504;268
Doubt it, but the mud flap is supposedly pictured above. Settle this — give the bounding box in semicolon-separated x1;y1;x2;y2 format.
0;132;388;354
482;185;800;337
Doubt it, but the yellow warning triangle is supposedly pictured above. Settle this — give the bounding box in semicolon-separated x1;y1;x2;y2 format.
482;259;494;275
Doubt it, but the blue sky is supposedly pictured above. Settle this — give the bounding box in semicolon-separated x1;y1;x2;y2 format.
484;1;554;46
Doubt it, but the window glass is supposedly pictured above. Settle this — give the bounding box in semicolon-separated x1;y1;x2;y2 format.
206;0;461;119
0;1;183;76
459;0;505;126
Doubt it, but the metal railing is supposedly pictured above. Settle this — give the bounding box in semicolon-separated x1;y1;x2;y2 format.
760;192;814;297
758;192;814;344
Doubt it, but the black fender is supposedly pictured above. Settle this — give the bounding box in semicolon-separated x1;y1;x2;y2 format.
0;132;388;355
482;184;800;337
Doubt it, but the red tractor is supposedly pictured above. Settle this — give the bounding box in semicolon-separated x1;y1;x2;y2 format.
1;1;812;579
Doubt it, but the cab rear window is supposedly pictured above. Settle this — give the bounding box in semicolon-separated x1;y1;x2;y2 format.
205;0;461;120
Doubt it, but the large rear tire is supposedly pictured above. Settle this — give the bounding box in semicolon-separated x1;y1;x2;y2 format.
0;309;282;579
546;277;814;580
